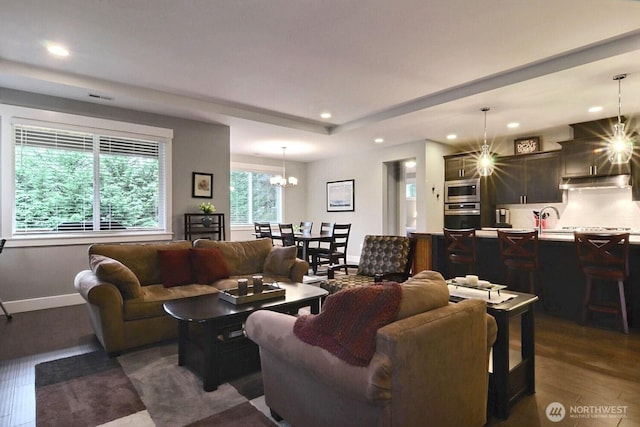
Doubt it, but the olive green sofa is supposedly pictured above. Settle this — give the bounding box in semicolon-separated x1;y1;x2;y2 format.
74;238;308;355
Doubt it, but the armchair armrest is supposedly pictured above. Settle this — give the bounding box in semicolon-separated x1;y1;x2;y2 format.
327;263;360;279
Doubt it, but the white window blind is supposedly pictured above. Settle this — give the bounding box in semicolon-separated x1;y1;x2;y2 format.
13;123;165;235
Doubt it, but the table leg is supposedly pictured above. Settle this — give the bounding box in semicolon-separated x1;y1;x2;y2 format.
492;311;510;419
309;297;321;314
177;320;188;366
522;306;536;394
202;321;220;392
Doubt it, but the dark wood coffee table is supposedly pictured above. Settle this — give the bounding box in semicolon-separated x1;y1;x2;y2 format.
163;281;328;391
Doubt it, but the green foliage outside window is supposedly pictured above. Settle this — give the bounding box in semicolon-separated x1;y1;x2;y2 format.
230;170;280;226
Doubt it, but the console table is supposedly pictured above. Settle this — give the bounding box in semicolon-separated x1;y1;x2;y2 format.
184;213;225;241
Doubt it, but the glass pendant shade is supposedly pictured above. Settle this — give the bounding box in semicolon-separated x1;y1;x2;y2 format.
477;107;495;177
607;74;633;165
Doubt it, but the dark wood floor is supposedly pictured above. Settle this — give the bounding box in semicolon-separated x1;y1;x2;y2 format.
1;305;639;426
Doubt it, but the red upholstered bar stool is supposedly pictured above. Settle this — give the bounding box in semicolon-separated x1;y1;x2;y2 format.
497;230;540;295
443;228;477;278
574;232;630;334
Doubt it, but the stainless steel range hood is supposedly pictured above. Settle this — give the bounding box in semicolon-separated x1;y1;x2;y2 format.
559;174;631;190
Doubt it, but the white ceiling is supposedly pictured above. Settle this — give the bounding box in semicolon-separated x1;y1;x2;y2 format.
1;0;640;162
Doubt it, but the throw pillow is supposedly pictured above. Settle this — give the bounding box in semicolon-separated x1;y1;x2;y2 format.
263;245;297;277
90;254;142;299
158;249;192;287
397;270;450;320
190;247;230;284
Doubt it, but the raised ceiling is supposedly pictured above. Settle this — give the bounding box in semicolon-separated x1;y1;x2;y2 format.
1;0;640;162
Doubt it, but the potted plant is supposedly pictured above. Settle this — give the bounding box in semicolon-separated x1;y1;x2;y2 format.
199;202;216;227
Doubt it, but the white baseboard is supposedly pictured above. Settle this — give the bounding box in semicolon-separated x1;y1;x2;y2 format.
1;293;85;315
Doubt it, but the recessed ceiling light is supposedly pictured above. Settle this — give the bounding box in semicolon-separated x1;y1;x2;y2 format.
320;112;332;119
507;122;520;129
374;138;384;144
446;134;457;140
588;106;603;113
46;43;69;57
405;160;416;168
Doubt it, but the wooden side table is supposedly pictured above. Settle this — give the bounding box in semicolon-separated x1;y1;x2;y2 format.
450;290;538;419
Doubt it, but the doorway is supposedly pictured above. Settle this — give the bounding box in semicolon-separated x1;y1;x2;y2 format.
384;158;416;236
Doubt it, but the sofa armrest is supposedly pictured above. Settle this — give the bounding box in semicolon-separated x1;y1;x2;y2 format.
289;258;309;282
74;270;126;353
245;310;392;404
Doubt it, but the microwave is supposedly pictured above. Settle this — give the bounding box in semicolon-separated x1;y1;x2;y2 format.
444;178;481;204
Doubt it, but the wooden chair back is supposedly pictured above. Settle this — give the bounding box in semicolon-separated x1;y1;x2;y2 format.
299;221;313;235
254;222;273;239
574;232;630;280
278;223;297;247
498;230;539;271
443;228;477;277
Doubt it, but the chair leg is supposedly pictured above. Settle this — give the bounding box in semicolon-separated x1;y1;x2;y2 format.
582;277;592;326
618;280;629;334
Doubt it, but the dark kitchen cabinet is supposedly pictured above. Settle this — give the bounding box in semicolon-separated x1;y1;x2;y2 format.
492;151;562;204
559;138;630;178
444;153;477;180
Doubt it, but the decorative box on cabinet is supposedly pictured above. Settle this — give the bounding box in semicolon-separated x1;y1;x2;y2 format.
492;151;562;204
184;213;225;241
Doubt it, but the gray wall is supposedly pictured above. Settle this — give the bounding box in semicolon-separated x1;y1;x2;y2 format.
0;88;230;308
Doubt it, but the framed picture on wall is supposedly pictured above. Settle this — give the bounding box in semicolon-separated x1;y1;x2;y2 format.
327;179;355;212
192;172;213;198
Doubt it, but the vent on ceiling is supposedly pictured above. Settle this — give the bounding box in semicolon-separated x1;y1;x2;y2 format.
88;93;114;101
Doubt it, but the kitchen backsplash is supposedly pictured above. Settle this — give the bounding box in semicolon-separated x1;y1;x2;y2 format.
503;187;640;230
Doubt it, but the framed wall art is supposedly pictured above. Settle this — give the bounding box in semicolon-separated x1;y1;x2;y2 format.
192;172;213;198
327;179;355;212
514;137;541;155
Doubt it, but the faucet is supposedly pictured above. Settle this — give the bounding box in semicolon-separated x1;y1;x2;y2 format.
538;206;560;233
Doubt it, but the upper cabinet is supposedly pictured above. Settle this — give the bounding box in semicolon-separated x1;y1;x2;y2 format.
559;139;630;178
444;153;477;180
492;151;562;205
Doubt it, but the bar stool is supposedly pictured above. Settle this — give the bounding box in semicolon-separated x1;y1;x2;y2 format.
443;228;477;278
574;232;630;334
497;230;540;295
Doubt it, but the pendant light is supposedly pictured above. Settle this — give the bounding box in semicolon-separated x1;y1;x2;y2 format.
477;107;495;176
607;74;633;164
270;147;298;187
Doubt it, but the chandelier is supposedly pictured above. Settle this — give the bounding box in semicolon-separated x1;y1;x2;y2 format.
476;107;495;176
607;73;633;164
270;147;298;187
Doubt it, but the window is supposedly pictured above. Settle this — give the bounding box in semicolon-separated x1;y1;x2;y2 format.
1;106;173;245
230;164;282;226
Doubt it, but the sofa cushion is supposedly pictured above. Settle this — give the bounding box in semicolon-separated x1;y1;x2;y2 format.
193;238;272;276
123;283;219;320
264;245;297;277
190;247;230;284
158;249;192;287
90;254;142;299
89;241;193;285
397;270;450;320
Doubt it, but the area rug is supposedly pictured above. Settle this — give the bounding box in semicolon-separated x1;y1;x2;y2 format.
35;343;286;426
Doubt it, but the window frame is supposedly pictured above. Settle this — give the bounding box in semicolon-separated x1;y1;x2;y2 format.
0;105;174;247
230;162;284;230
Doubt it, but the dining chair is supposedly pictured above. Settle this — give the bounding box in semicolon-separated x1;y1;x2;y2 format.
278;223;297;247
298;221;313;234
306;222;335;270
312;223;351;274
254;222;273;240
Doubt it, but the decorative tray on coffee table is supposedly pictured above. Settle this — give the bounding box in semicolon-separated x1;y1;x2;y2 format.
219;283;286;305
446;278;506;300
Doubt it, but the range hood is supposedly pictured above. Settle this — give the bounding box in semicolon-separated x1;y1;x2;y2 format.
559;174;631;190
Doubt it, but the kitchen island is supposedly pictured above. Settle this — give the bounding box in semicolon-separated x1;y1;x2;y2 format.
431;230;640;329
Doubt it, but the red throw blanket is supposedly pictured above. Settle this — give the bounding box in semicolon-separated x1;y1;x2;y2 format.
293;283;401;366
